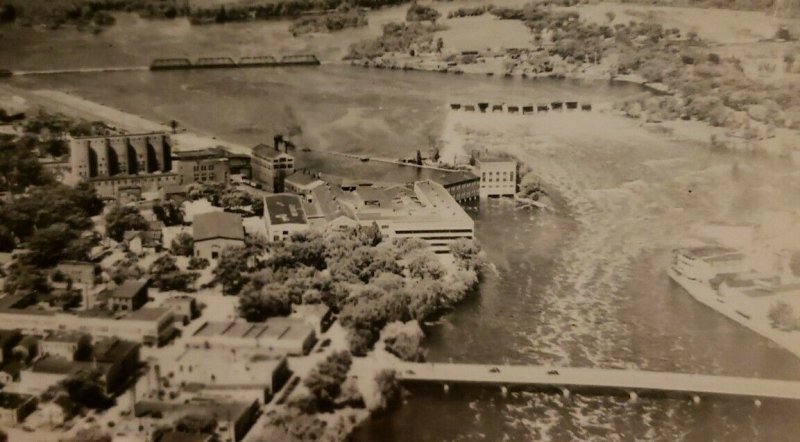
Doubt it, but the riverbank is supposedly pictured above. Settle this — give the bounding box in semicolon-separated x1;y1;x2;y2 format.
0;84;252;155
668;268;800;361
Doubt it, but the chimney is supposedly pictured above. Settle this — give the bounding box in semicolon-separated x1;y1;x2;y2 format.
273;134;283;151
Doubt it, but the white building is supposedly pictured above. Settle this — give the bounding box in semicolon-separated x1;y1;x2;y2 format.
672;246;749;283
328;180;475;254
477;158;516;197
263;194;310;242
186;319;316;356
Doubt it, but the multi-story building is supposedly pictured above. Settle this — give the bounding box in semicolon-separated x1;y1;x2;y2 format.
70;132;172;179
285;171;324;195
477;158;517;198
429;170;480;204
251;142;294;192
263;194;310;242
327;180;475;254
172;147;230;185
104;279;149;312
0;295;176;347
70;132;175;198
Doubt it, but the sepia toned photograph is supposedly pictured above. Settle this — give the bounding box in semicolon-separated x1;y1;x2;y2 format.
0;0;799;440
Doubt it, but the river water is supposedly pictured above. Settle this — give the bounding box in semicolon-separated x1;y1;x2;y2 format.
8;34;800;439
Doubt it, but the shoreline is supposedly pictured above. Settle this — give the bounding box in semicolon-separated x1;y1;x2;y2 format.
668;268;800;361
0;84;253;156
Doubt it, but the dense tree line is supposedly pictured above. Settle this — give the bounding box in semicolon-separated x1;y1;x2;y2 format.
288;3;367;35
230;226;482;355
191;0;407;25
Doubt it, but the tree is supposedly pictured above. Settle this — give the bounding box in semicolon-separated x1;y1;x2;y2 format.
26;223;87;267
73;334;94;362
304;351;352;411
768;301;799;331
175;413;217;434
153;200;184;226
213;246;255;295
0;225;15;252
406;4;440;23
61;369;114;410
0;4;16;23
373;369;400;413
383;321;425;362
170;232;194;257
4;261;50;296
791;251;800;277
238;281;292;322
149;255;197;292
406;249;446;280
187;256;210;270
110;257;144;285
0;428;6;442
105;206;148;242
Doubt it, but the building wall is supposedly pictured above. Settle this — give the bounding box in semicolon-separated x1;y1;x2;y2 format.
90;174;181;198
252;152;294;192
39;340;78;360
266;222;309;242
0;311;174;346
70;133;172;179
194;238;245;261
478;161;516;197
174;158;230;185
55;263;95;287
443;179;480;203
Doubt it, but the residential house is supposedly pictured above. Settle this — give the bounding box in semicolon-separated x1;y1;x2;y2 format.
285;171;324;196
192;212;245;260
105;279;149;312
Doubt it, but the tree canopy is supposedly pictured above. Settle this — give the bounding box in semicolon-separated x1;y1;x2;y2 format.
105;205;149;242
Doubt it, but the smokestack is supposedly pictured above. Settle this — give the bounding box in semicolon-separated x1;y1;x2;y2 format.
273;134;283;151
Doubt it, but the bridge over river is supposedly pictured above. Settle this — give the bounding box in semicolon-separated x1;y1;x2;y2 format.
393;362;800;403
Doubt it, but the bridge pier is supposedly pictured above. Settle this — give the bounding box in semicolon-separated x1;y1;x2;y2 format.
754;399;762;407
628;391;638;403
692;395;701;405
561;388;570;400
501;386;508;397
443;383;450;394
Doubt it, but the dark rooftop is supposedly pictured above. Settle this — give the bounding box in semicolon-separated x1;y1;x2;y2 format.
0;329;22;348
0;391;35;409
429;170;480;186
265;194;308;226
160;432;213;442
193;212;245;242
110;280;149;299
285;172;322;187
94;337;140;363
172;147;227;161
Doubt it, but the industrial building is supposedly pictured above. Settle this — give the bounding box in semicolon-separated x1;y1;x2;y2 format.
69;132;172;179
251;141;294;192
187;318;317;356
263;194;310;242
171;147;231;185
477;158;517;198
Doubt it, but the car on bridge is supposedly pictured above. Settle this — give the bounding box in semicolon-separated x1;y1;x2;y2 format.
489;367;501;373
547;369;560;376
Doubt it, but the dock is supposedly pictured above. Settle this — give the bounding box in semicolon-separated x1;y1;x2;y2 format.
394;362;800;402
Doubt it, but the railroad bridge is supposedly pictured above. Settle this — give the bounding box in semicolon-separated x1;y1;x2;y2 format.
393;362;800;403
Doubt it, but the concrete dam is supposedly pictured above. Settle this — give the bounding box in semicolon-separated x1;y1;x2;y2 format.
150;54;321;71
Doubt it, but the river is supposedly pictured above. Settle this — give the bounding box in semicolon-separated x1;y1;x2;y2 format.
7;25;800;439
